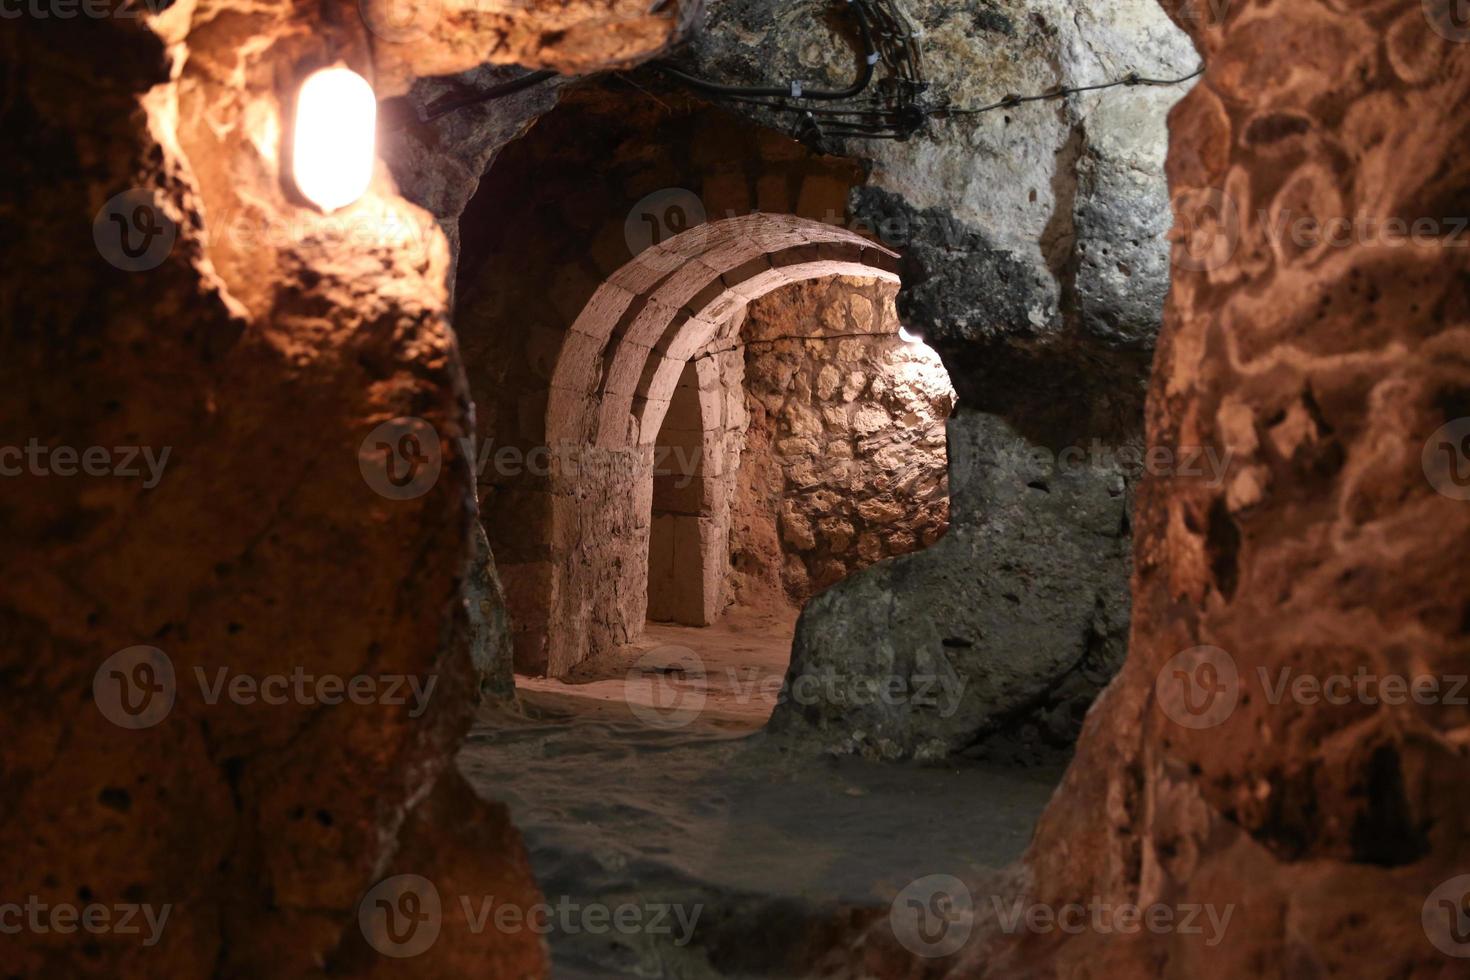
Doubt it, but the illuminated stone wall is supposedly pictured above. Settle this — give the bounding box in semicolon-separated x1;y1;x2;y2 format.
0;2;684;976
730;277;953;606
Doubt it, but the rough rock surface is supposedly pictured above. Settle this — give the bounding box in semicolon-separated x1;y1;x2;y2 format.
460;693;1060;978
467;522;518;701
681;0;1194;367
376;0;696;276
0;1;680;976
769;410;1131;761
984;0;1470;973
730;277;953;606
365;0;692;95
384;65;570;282
675;0;1192;757
808;0;1470;974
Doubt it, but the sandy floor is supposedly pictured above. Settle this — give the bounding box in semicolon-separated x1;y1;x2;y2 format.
513;607;801;734
460;609;1062;977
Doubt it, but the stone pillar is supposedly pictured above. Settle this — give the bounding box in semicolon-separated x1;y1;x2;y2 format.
649;350;746;626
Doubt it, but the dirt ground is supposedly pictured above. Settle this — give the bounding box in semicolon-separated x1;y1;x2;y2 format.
514;606;801;734
464;607;1062;977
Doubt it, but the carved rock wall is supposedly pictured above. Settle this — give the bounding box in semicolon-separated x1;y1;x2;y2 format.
961;0;1470;974
0;2;683;976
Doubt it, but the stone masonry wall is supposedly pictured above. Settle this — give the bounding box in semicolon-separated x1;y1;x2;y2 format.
729;277;953;607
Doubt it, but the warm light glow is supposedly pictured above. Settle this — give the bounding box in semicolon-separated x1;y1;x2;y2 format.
898;325;925;345
292;67;376;213
895;335;956;404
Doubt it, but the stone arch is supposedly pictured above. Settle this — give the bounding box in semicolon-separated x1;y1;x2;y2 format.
548;213;899;450
537;213;900;676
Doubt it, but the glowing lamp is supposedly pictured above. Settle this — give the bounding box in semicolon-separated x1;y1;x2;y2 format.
292;67;376;212
898;325;925;345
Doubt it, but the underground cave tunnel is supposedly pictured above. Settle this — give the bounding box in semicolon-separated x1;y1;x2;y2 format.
6;0;1470;977
453;80;959;728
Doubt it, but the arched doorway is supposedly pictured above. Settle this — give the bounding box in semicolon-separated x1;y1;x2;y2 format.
537;213;901;677
647;354;735;627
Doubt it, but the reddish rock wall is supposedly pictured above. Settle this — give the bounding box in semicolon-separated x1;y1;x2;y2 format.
965;0;1470;974
0;2;682;976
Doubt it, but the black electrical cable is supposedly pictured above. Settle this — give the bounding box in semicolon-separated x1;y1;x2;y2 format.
661;0;925;141
391;0;1203;146
935;66;1205;116
707;62;1204;143
418;68;560;123
655;56;874;101
646;0;924;141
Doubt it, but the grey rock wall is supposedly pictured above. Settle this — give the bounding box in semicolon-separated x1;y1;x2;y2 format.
768;410;1132;760
678;0;1193;757
466;521;518;701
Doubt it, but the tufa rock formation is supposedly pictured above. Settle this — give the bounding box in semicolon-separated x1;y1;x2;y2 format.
0;1;683;976
994;0;1470;972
